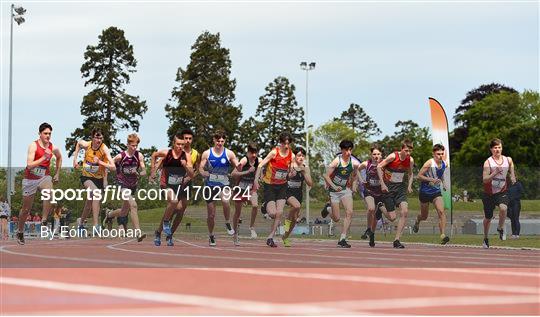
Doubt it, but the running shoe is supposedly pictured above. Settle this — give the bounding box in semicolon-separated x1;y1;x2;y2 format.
393;240;405;249
361;228;369;240
166;235;174;246
337;239;351;248
225;223;235;235
483;238;490;249
376;218;383;231
282;237;291;247
154;230;161;246
233;234;240;246
369;231;375;248
284;219;291;233
321;203;330;218
16;231;25;245
250;227;258;239
137;233;147;243
163;220;172;236
266;238;277;248
497;228;505;241
261;202;268;216
412;219;420;233
209;235;217;246
102;212;113;230
441;235;450;245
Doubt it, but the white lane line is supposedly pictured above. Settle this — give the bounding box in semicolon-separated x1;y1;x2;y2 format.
190;268;540;295
176;239;531;267
404;267;540;278
0;276;360;315
317;295;540;311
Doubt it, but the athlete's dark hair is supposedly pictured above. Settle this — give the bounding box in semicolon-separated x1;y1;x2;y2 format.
339;140;354;150
370;143;382;153
181;128;194;138
174;132;183;141
39;122;52;133
247;142;258;153
490;138;503;148
213;130;226;140
294;146;306;156
279;132;293;144
91;128;103;137
402;139;414;149
433;144;445;152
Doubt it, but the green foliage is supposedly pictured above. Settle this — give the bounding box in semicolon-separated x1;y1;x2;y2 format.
255;76;304;147
335;103;381;138
66;26;147;156
376;120;432;166
452;90;540;199
165;31;242;153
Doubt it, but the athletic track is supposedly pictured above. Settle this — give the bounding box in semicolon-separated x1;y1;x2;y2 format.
1;237;539;315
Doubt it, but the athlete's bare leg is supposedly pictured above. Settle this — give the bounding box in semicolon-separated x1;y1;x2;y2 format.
207;201;216;235
433;196;446;235
38;179;54;222
341;195;354;238
394;201;409;241
497;204;507;231
365;196;376;232
83;180;101;227
283;196;301;239
17;194;35;232
267;200;285;238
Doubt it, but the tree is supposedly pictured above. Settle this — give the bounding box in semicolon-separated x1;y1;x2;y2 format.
451;83;517;154
255;76;304;147
66;26;147;156
233;116;266;154
165;31;242;152
335;103;381;138
312;120;368;166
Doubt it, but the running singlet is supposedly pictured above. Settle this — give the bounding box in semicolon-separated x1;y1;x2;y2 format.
116;150;140;189
484;156;509;195
82;143;108;179
238;157;260;190
263;147;292;185
287;166;305;193
365;159;382;196
206;148;230;187
383;151;411;184
419;159;446;195
24;141;53;180
329;155;353;192
160;149;187;189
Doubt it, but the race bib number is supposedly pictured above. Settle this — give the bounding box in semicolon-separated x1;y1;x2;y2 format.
209;173;229;184
31;166;46;177
122;166;138;175
369;178;380;187
332;175;348;187
288;180;302;188
239;180;252;190
492;178;506;190
168;174;183;185
84;163;99;174
390;172;404;183
275;169;288;180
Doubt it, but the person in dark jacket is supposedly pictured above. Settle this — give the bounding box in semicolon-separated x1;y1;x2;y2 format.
507;180;524;239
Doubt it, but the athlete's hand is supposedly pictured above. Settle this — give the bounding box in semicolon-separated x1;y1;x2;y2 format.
53;173;60;183
93;156;99;164
432;178;441;185
334;185;343;192
381;184;389;193
494;167;503;175
407;186;413;194
73;160;80;169
289;169;297;178
44;148;53;161
200;171;210;178
149;170;157;183
252;182;259;192
352;182;358;193
247;166;256;173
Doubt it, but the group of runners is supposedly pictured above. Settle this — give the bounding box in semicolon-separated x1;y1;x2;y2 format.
14;122;517;249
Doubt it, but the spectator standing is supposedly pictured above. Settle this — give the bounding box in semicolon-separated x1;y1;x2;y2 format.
507;180;524;239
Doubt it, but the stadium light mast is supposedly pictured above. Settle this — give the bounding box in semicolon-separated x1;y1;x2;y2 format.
300;61;315;225
7;4;26;205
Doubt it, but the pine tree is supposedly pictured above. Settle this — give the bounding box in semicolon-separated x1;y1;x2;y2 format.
335;103;381;138
165;31;242;152
66;26;147;155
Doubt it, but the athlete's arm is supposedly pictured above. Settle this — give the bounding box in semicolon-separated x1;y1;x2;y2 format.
198;150;210;178
138;152;147;176
252;151;276;191
357;161;368;184
482;160;501;184
407;157;415;193
52;145;62;183
228;151;239;170
25;142;42;170
508;157;517;184
303;165;313;187
112;153;122;164
72;139;89;169
323;158;341;191
181;150;194;178
150;149;168;180
417;160;438;183
377;153;396;192
101;145;116;171
231;157;247;177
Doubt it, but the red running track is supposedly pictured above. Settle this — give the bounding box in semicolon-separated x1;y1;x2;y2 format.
1;237;539;315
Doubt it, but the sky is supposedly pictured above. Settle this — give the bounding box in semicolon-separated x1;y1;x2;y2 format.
1;0;538;167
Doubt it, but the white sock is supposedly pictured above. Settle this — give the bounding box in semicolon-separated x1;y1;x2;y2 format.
340;233;346;240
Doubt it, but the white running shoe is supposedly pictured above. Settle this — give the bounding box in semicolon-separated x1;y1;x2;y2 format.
225;223;235;235
250;228;257;239
233;235;240;246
